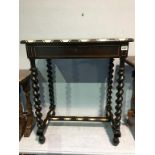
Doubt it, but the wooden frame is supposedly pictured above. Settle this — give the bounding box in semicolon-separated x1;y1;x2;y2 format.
21;38;134;146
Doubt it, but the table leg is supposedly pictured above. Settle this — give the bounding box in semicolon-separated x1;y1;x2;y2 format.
29;58;45;144
113;58;125;146
46;59;56;116
106;58;114;121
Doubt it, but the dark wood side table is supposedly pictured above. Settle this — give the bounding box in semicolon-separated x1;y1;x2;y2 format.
19;70;36;139
21;38;134;146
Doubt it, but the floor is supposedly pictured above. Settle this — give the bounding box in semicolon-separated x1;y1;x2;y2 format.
19;122;135;155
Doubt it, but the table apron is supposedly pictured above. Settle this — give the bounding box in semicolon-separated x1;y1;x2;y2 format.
26;45;123;59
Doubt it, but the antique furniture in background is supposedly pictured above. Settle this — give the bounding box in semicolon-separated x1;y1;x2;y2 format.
19;93;27;140
19;70;36;140
21;38;134;146
125;56;135;136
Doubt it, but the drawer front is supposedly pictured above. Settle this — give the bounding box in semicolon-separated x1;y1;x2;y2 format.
27;45;121;59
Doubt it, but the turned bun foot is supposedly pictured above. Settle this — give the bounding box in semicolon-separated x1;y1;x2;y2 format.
39;135;45;144
113;137;119;146
37;128;44;136
115;130;121;137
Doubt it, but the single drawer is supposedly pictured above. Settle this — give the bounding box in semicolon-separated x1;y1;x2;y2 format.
27;44;121;59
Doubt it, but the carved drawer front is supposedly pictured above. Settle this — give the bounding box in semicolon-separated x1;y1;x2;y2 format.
28;45;121;58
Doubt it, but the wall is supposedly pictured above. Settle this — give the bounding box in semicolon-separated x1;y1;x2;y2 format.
19;0;134;119
20;0;134;69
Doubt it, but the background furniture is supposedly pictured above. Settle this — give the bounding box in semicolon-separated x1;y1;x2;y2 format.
125;56;135;122
19;70;36;140
125;56;135;138
19;92;27;141
21;38;134;146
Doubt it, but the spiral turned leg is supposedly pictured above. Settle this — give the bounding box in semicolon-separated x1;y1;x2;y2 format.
46;59;56;116
106;58;114;121
30;59;45;144
113;58;125;146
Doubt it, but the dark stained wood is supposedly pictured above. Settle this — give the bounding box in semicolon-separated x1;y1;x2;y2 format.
106;58;114;121
22;39;134;59
29;59;45;144
26;44;127;59
113;58;125;146
28;44;121;58
21;38;134;146
46;59;56;116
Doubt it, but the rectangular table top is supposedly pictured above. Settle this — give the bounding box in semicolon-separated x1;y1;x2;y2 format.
21;38;134;59
21;38;134;44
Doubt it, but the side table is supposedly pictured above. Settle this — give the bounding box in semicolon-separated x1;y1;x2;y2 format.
21;38;134;146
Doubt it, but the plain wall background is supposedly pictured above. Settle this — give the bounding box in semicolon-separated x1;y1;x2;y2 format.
19;0;134;119
20;0;134;69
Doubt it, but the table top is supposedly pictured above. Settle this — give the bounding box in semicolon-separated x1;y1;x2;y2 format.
125;56;135;67
21;38;134;44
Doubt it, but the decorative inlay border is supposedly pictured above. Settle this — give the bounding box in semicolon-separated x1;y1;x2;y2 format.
21;38;134;44
49;116;109;122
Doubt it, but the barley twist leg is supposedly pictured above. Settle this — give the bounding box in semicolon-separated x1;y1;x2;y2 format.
113;58;125;146
46;59;56;116
106;58;114;121
30;59;45;144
